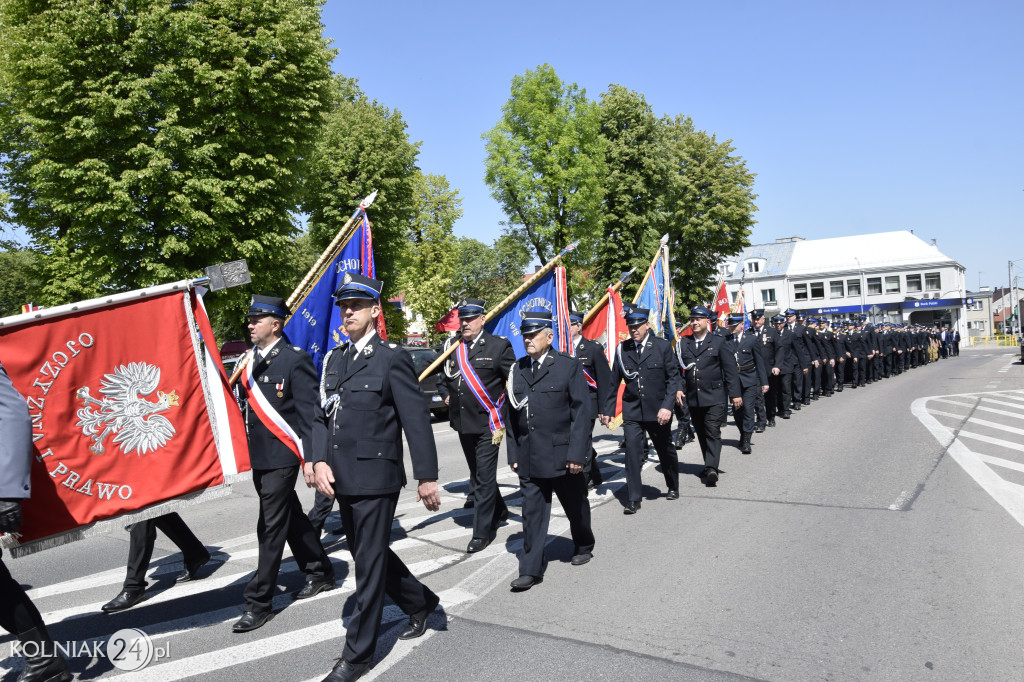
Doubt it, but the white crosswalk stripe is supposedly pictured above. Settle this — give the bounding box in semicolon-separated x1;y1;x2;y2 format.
913;389;1024;528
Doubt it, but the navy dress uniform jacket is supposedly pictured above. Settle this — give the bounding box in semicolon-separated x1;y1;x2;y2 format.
505;351;591;479
573;336;611;420
603;335;681;421
242;342;317;470
312;337;438;495
439;332;516;435
678;333;742;407
725;332;769;389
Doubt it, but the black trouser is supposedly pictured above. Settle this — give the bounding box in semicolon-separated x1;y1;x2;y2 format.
835;360;845;389
586;418;603;487
754;383;767;424
674;400;693;431
691;403;726;472
774;372;793;415
0;551;46;636
736;384;759;434
123;513;208;590
853;356;867;386
764;373;778;420
307;491;336;534
459;432;508;540
821;361;834;394
243;466;334;614
811;362;821;396
622;420;676;502
336;492;435;665
792;367;804;403
801;367;813;402
518;472;595;578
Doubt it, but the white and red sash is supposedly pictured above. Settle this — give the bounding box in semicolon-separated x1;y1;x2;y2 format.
242;349;304;463
455;341;506;444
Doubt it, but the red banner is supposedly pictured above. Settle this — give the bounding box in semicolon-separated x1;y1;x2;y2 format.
582;287;628;422
0;289;248;546
713;281;731;327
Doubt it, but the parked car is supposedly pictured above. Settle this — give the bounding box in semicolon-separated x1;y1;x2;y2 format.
404;346;448;417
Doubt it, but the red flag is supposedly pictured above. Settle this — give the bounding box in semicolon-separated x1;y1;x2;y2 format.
582;286;628;424
434;306;459;333
0;289;249;547
713;281;731;328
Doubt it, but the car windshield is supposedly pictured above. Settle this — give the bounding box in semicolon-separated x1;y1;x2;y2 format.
407;349;440;373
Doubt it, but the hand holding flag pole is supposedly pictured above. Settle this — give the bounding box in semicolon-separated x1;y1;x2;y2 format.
417;241;579;383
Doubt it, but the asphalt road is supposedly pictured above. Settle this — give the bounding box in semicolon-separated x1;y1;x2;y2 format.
2;348;1022;682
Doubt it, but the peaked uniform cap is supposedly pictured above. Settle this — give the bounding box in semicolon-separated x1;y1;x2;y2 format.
248;295;289;319
333;272;383;302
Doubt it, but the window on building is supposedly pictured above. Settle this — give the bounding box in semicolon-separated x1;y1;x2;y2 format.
867;277;882;295
794;283;808;301
925;272;941;291
810;282;825;299
885;276;901;294
731;291;739;302
830;281;844;298
746;261;760;273
906;274;922;293
847;279;861;297
976;320;985;332
761;288;776;304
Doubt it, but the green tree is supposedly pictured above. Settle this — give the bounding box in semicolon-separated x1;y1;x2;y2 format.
452;236;530;303
0;247;44;317
301;76;420;339
596;84;672;301
399;173;461;343
0;0;337;327
483;64;606;294
662;115;757;307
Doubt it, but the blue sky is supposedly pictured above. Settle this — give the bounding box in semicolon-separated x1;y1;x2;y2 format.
323;0;1023;292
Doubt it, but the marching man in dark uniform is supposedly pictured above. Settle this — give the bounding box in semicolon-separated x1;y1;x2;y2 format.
312;274;442;682
771;314;796;420
724;313;768;455
438;299;515;552
749;310;770;431
233;295;335;633
0;360;72;682
569;310;611;489
677;306;742;486
505;311;596;591
601;307;681;513
784;309;811;408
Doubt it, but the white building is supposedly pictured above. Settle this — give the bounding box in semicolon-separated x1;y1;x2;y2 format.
719;231;968;334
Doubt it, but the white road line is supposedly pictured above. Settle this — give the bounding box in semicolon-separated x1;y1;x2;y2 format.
929;397;977;408
912;396;1024;528
994;393;1024;404
889;490;914;511
981;397;1024;409
975;454;1024;474
965;417;1024;436
972;404;1024;420
927;408;970;420
957;431;1024;453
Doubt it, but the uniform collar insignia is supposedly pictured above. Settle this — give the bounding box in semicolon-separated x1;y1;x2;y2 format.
363;344;375;358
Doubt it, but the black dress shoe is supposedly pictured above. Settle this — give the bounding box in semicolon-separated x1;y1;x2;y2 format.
666;489;679;500
462;497;475;509
321;659;369;682
781;412;791;419
571;551;593;565
102;588;145;613
755;424;765;433
705;469;719;486
175;552;211;583
802;400;811;406
494;508;510;526
623;501;640;515
791;404;801;411
767;419;776;427
466;537;490;553
293;576;335;600
398;592;440;640
232;610;274;633
509;575;542;591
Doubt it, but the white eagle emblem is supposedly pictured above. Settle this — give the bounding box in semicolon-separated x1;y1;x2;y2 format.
76;362;179;455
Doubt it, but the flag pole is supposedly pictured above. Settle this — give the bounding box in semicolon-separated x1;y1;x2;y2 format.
418;241;579;382
286;190;378;310
581;269;634;327
631;234;670;305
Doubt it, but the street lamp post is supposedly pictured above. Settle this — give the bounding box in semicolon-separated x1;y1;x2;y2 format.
854;256;865;320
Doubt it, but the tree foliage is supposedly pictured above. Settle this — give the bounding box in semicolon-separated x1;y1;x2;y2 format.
0;247;44;317
452;236;530;303
301;76;420;337
398;173;461;343
662;115;757;308
483;64;605;295
596;84;672;301
0;0;337;324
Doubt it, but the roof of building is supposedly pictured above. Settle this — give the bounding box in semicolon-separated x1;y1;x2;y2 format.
785;231;959;276
728;240;797;278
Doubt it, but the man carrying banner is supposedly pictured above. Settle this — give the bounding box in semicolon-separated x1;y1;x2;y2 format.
439;299;515;552
506;311;595;591
569;310;610;489
677;306;742;486
0;359;72;682
312;274;441;682
601;307;682;513
233;295;335;633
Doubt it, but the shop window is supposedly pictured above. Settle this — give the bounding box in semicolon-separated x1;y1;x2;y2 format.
906;274;922;293
925;272;941;291
794;284;808;301
867;277;882;295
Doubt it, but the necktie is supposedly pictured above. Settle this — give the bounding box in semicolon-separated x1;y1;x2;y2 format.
531;359;540;376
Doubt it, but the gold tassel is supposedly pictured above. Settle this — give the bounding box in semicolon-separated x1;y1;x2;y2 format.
490;427;505;446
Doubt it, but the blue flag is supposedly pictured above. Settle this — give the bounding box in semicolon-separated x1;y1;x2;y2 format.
485;266;570;359
284;215;371;371
634;261;666;338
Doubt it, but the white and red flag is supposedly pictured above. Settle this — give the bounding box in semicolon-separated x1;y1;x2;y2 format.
0;285;248;551
582;285;628;427
713;280;731;328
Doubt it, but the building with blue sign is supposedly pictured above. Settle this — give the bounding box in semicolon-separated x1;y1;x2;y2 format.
719;231;967;334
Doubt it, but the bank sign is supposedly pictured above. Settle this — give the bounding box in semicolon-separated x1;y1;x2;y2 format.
902;298;963;309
